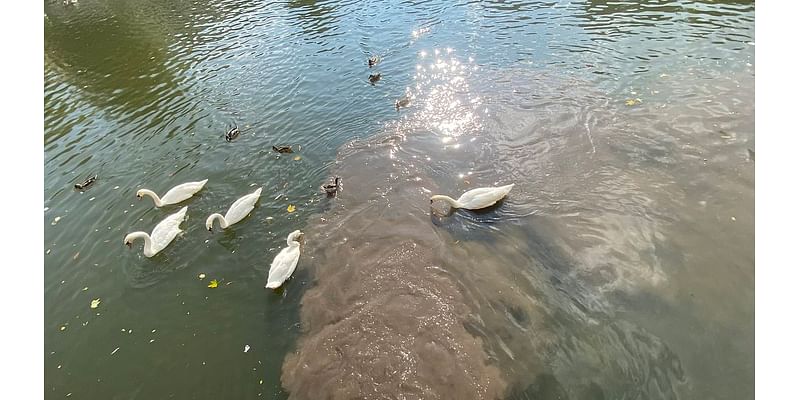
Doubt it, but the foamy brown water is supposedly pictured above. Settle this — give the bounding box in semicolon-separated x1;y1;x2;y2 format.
282;55;752;398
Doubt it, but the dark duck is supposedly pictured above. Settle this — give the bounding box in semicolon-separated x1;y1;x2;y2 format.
224;122;240;142
368;73;381;85
321;176;341;197
74;174;97;190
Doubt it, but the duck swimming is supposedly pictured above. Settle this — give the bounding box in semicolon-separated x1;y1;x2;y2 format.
74;174;97;190
368;55;380;68
273;145;293;153
430;184;514;211
224;122;240;142
395;96;411;111
368;73;381;84
321;176;341;197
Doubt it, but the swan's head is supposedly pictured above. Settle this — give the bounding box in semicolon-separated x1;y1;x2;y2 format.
287;230;304;244
205;214;216;232
135;189;144;200
123;234;134;249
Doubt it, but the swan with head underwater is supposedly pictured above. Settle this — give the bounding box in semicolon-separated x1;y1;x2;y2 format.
430;183;514;211
137;179;208;208
265;230;303;289
124;206;188;257
205;187;262;232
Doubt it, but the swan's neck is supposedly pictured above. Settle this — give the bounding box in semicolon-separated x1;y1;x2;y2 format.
139;189;163;207
129;232;155;257
206;213;229;230
431;195;461;208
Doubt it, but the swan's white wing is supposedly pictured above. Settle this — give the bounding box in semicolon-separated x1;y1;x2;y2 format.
224;191;260;226
266;246;300;288
150;207;187;254
161;180;208;205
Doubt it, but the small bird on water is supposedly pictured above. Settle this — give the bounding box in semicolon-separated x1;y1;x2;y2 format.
74;174;97;190
368;55;380;68
321;176;341;197
368;73;381;85
224;122;240;142
395;96;411;111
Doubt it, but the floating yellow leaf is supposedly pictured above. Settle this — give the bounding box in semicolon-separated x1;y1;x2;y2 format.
208;279;218;288
625;98;642;106
90;299;101;309
287;204;296;213
293;156;301;161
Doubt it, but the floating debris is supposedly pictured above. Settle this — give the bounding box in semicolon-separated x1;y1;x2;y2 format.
198;273;206;279
51;216;62;226
293;155;301;161
287;204;296;213
110;347;119;355
82;287;88;291
244;345;250;353
113;186;120;190
624;98;642;106
90;299;101;309
73;252;80;260
149;339;155;343
59;325;67;331
74;175;97;190
272;145;293;153
208;279;219;288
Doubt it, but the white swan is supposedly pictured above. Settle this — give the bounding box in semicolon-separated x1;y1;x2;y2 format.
136;179;208;207
265;230;303;289
205;187;262;232
124;206;188;257
430;183;514;210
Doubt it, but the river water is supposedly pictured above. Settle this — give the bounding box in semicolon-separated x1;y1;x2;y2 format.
44;0;754;399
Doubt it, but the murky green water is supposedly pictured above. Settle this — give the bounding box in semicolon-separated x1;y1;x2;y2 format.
45;0;754;399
